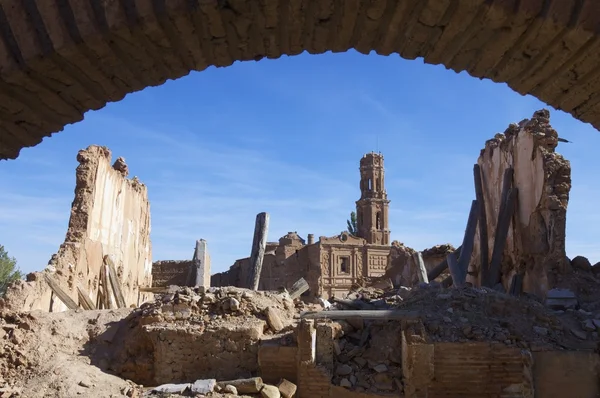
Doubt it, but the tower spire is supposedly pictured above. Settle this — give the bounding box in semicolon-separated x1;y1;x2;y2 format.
355;152;391;245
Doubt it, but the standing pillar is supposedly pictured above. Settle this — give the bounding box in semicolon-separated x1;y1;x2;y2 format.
192;239;211;288
248;212;270;290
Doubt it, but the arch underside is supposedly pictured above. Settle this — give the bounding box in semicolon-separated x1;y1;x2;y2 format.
0;0;599;160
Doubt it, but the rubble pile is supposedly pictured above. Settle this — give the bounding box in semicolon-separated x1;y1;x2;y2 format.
332;321;403;394
0;311;35;395
402;286;570;348
336;284;600;348
144;376;297;397
137;286;306;332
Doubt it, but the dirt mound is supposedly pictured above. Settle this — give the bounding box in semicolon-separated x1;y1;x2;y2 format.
0;308;141;398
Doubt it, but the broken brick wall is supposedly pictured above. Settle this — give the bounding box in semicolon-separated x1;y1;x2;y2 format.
469;110;571;297
0;146;153;311
402;324;534;398
152;260;192;287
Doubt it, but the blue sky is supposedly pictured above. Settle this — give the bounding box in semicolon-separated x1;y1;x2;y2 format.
1;51;599;275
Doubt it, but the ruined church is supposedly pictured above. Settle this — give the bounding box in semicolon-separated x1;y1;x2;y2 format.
211;152;447;298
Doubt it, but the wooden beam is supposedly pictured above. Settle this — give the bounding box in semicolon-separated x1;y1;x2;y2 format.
413;251;429;284
247;212;270;290
427;245;462;281
104;255;127;308
44;274;78;310
77;285;96;310
139;286;169;293
454;200;479;286
288;277;309;300
473;164;490;286
488;188;519;287
99;264;113;309
331;298;374;310
300;310;420;320
446;252;461;287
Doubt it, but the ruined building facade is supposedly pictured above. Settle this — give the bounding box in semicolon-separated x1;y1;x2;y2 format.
211;153;450;298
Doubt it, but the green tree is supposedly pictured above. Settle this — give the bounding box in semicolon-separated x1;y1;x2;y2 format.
346;211;358;236
0;245;22;296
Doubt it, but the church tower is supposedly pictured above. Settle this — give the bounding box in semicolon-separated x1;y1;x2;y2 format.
355;152;390;245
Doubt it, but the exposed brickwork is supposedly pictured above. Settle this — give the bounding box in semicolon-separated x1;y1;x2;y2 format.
403;339;534;397
258;344;298;384
1;1;600;159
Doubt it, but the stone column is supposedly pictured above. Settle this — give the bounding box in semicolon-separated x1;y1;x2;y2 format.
193;239;211;288
307;234;314;245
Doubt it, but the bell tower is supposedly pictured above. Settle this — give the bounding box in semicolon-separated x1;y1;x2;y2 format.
355;152;390;245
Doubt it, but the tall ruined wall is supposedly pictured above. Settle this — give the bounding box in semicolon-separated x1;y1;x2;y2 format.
152;260;192;287
468;110;571;297
0;146;153;311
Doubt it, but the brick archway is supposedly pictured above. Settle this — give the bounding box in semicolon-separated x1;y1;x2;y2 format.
0;0;598;159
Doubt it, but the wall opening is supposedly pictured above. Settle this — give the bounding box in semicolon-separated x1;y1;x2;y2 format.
376;211;381;229
340;257;349;274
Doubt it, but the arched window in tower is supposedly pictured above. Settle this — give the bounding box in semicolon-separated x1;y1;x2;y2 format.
376;211;381;229
368;178;372;191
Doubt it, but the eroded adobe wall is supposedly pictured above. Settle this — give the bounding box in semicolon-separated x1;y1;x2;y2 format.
469;110;571;297
151;260;192;287
0;145;153;311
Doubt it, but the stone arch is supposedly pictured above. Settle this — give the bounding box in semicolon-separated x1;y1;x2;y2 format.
0;0;599;160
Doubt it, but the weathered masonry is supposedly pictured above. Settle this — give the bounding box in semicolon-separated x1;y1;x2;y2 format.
1;1;600;160
0;146;153;312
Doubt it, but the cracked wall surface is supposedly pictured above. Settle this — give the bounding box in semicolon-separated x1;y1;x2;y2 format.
1;1;600;160
468;110;571;297
0;145;153;311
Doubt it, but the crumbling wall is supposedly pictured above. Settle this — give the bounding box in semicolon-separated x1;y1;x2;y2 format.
469;110;571;297
384;242;454;287
152;260;192;287
110;286;299;386
212;243;320;295
0;146;153;311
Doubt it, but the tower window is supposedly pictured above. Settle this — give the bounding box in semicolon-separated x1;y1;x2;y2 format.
368;178;372;190
376;211;382;229
340;257;349;274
